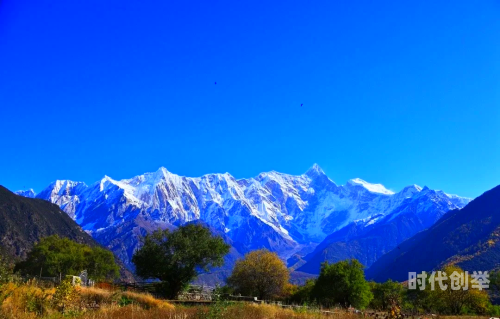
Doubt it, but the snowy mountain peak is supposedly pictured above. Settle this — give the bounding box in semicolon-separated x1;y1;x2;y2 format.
347;178;394;195
38;180;87;197
305;163;326;178
410;184;423;191
398;184;423;198
154;166;170;177
99;175;116;189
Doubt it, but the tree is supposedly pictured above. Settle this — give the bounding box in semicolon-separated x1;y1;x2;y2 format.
489;270;500;304
15;235;119;281
369;280;405;311
0;254;13;285
227;249;289;300
132;224;230;299
86;246;121;282
423;265;491;315
289;279;316;305
312;259;373;309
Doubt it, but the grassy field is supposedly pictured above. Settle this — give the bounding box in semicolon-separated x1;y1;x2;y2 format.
0;282;355;319
0;282;492;319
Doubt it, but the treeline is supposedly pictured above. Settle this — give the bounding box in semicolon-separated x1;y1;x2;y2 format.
4;224;500;316
288;263;500;315
128;224;500;315
3;235;119;282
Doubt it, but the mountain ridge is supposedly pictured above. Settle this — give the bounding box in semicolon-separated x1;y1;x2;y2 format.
366;184;500;282
14;165;471;280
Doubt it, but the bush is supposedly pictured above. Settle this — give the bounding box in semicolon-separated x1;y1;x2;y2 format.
489;304;500;316
52;278;80;313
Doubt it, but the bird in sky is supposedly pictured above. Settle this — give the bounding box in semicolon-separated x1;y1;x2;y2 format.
214;82;217;85
301;103;303;107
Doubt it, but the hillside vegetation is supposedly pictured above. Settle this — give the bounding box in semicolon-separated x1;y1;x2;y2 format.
0;186;95;260
368;185;500;282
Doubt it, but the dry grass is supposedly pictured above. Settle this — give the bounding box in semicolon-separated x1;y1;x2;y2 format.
0;282;57;319
0;283;177;319
1;283;487;319
121;290;175;309
75;303;348;319
79;286;113;305
0;282;346;319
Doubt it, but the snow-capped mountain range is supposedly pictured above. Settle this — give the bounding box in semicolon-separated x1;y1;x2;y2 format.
15;164;471;274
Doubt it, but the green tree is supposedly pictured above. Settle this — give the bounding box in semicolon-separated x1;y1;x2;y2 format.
227;249;290;300
0;254;13;285
289;279;316;305
15;235;119;281
87;246;121;282
132;224;230;299
403;281;430;314
369;280;404;311
489;269;500;305
312;259;373;309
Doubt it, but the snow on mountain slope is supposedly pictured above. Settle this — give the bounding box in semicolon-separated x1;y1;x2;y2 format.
16;165;471;271
34;180;87;219
15;189;36;198
347;178;394;195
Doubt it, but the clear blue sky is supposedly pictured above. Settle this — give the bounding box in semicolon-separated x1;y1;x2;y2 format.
0;0;499;198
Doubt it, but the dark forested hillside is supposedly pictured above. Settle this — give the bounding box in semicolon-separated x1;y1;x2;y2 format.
0;185;96;259
0;185;134;280
367;185;500;282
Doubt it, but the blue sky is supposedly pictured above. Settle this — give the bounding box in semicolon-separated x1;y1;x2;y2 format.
0;0;499;198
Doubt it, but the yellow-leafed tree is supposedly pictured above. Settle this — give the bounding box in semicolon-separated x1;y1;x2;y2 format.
227;249;289;300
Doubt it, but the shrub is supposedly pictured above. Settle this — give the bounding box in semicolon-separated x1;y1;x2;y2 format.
52;278;80;313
